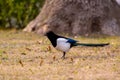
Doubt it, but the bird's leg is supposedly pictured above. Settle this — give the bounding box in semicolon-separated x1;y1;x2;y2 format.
61;52;66;59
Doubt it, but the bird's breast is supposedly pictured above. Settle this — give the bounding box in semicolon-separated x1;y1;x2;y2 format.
55;38;71;52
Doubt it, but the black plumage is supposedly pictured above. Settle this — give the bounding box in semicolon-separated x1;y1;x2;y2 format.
45;31;109;59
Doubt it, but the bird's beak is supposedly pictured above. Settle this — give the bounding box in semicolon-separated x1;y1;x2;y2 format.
44;32;48;36
44;33;47;36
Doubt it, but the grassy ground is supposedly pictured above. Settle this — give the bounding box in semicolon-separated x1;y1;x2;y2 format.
0;30;120;80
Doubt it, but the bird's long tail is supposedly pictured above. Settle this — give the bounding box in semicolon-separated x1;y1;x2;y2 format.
74;43;109;47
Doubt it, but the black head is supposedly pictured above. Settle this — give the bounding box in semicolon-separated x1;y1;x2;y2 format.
45;31;55;37
45;31;59;47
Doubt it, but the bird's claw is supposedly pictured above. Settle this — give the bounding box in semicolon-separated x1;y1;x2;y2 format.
61;56;65;59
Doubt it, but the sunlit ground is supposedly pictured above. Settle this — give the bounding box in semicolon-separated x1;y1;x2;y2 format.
0;30;120;80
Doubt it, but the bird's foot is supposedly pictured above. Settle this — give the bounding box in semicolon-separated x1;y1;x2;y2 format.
61;52;66;59
61;56;66;59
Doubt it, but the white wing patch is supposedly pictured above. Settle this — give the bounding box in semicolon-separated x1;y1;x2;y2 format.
55;38;70;52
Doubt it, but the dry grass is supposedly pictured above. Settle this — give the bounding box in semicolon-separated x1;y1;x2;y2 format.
0;30;120;80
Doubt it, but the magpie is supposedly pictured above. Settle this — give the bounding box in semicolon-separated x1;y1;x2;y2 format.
45;31;109;59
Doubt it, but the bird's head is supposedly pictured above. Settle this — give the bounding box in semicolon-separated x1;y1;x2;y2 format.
45;31;55;36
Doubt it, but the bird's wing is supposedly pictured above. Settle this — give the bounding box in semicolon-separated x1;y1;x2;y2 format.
66;38;78;44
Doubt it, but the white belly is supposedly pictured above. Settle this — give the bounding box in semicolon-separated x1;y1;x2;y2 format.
55;38;70;52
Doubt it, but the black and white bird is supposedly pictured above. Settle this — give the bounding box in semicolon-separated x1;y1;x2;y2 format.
45;31;109;59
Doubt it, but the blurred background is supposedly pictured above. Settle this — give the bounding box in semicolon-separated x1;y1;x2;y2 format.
0;0;45;29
